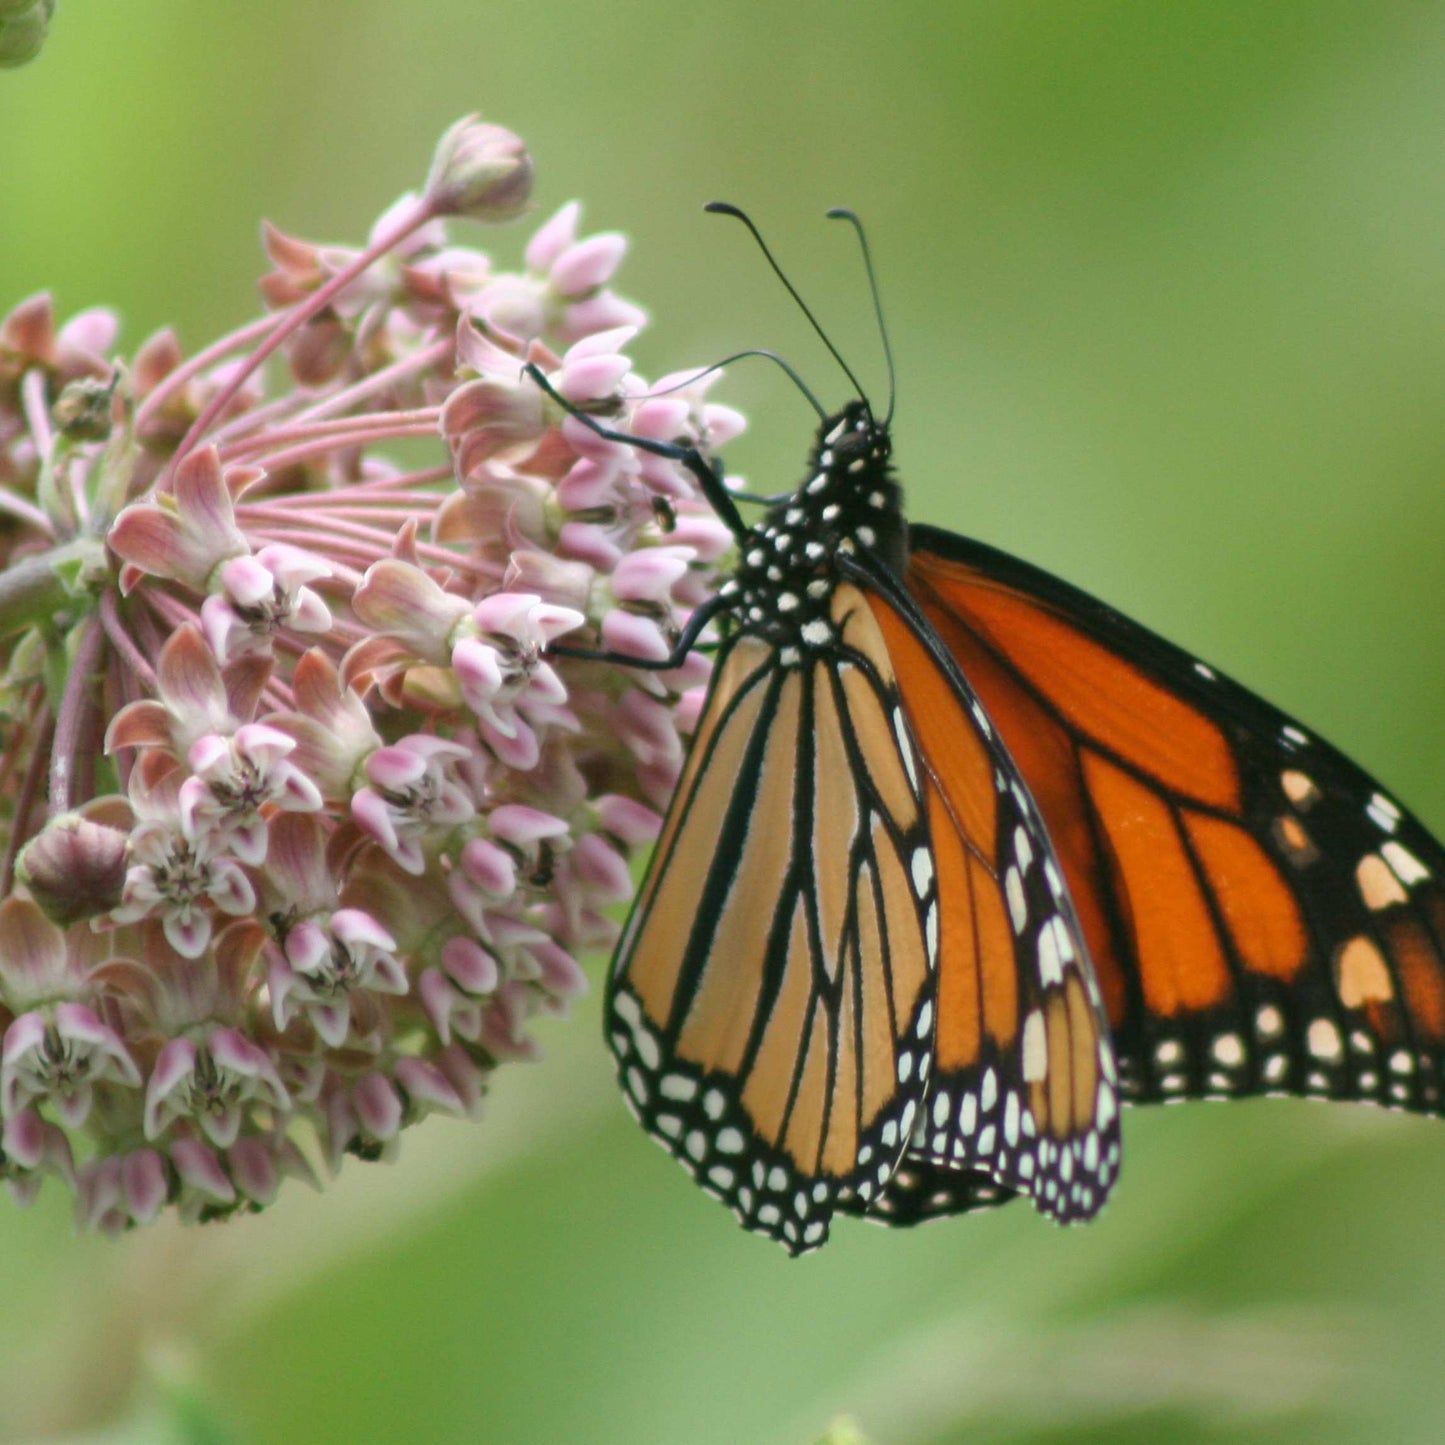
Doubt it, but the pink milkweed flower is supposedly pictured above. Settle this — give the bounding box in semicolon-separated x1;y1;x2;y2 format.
351;735;476;875
144;1027;291;1148
0;117;735;1230
270;906;408;1048
0;1007;140;1130
1;1110;77;1209
178;722;324;866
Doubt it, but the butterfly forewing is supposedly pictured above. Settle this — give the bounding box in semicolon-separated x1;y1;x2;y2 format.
906;526;1445;1116
607;602;940;1254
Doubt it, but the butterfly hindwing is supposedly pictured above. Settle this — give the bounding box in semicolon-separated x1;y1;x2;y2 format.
839;1155;1018;1226
906;525;1445;1116
607;608;939;1254
846;569;1123;1224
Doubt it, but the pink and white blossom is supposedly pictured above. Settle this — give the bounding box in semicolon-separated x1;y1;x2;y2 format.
0;118;734;1231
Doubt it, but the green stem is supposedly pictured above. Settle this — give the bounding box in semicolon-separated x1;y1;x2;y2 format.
0;538;109;640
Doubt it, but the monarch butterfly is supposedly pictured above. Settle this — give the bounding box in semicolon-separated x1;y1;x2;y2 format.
539;207;1445;1255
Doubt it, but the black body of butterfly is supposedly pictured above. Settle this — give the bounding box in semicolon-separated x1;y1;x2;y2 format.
542;215;1445;1256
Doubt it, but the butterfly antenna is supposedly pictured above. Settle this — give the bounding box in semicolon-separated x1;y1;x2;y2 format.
826;207;895;425
649;349;828;421
704;201;870;406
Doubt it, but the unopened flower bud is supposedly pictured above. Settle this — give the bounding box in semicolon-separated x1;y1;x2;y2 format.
15;813;128;926
0;0;52;69
51;378;115;442
425;117;534;223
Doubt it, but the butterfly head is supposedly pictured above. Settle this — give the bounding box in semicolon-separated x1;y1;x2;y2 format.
814;399;891;472
783;399;904;570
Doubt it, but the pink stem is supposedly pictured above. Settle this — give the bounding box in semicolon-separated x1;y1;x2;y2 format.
163;196;442;480
100;590;157;690
2;708;52;895
134;314;285;432
48;617;105;816
293;337;455;425
222;408;443;460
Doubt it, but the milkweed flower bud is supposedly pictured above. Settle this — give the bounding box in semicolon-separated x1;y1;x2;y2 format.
0;119;741;1229
0;0;52;70
15;812;130;926
425;116;535;223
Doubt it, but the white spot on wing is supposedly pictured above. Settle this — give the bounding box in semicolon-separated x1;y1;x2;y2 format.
1367;793;1401;833
633;1028;661;1071
1022;1011;1047;1081
1383;840;1430;885
1005;867;1027;933
911;848;934;896
1211;1034;1245;1068
892;710;920;793
1037;920;1062;987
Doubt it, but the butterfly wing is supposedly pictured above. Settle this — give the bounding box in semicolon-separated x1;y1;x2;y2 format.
907;524;1445;1114
606;606;939;1254
839;1156;1018;1226
840;568;1122;1224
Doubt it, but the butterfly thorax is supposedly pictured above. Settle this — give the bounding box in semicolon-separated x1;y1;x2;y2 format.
717;401;904;654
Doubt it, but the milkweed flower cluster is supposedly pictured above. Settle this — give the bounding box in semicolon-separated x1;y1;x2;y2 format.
0;118;741;1229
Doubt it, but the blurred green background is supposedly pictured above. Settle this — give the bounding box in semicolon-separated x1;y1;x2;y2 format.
3;3;1445;1442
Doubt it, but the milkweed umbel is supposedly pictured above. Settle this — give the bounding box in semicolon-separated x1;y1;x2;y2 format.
538;207;1445;1255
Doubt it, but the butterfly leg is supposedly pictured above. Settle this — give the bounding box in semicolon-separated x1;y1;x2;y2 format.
523;363;748;538
548;593;728;670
